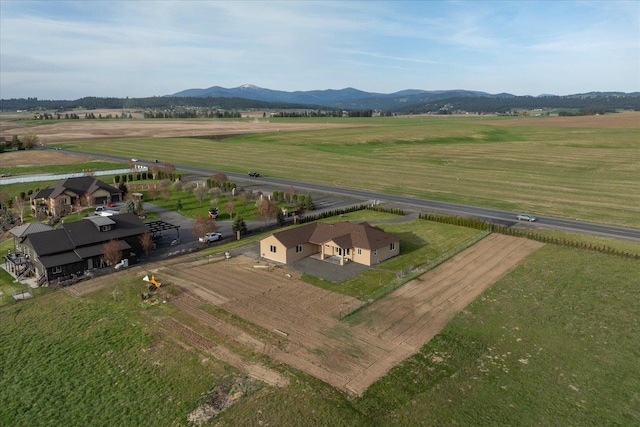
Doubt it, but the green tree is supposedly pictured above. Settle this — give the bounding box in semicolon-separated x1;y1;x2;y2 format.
124;199;136;213
232;216;248;235
176;199;183;211
11;135;21;149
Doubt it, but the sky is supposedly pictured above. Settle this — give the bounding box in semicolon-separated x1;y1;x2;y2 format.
1;1;638;99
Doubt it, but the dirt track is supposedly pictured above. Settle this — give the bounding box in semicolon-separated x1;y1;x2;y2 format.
161;234;543;395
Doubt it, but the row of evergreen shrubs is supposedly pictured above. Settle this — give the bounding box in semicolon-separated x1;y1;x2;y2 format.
419;213;640;260
114;171;182;184
296;204;403;224
367;205;405;216
204;179;236;191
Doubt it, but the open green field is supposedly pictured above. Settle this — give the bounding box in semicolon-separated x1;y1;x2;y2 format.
1;242;638;426
55;115;640;228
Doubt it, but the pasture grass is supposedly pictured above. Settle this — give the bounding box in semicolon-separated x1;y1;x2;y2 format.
0;287;233;426
355;246;640;425
60;116;640;227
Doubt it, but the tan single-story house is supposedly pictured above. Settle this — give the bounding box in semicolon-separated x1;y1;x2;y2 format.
260;221;400;266
30;176;122;217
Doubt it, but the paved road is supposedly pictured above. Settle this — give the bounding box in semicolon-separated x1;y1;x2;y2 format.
52;148;640;242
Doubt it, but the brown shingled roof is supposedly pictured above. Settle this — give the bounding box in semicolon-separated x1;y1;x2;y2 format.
272;221;398;250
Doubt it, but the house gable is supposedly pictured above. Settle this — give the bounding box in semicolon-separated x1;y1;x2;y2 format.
260;221;400;266
30;176;123;216
21;213;148;283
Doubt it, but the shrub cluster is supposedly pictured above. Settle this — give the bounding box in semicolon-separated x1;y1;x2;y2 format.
419;213;640;260
205;179;236;192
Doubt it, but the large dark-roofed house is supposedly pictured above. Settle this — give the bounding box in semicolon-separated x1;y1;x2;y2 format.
30;176;122;217
19;213;148;285
259;221;400;266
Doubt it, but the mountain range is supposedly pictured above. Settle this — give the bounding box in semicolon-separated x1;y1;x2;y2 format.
2;86;639;113
171;84;639;112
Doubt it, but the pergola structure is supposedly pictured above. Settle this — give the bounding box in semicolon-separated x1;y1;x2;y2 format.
144;220;181;240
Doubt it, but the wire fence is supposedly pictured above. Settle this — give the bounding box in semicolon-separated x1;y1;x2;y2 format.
0;166;148;185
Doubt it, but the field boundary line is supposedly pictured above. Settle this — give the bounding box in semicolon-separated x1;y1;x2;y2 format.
343;230;490;319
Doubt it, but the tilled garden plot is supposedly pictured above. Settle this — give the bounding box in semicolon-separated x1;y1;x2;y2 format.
163;236;543;395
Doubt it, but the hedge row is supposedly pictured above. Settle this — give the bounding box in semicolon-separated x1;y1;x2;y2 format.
419;213;640;260
114;171;182;184
297;204;403;224
298;204;369;224
367;205;405;216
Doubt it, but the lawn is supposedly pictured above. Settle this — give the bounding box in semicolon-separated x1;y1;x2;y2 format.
302;218;484;300
57;116;640;227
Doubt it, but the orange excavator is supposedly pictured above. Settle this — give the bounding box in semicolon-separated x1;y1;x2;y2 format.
143;274;162;292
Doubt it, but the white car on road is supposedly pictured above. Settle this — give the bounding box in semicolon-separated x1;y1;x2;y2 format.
516;213;538;222
199;232;223;243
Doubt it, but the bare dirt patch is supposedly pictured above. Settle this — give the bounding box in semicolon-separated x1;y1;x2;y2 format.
0;149;91;168
486;111;640;129
161;235;543;395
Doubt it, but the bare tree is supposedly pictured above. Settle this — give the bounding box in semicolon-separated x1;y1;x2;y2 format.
183;181;197;194
192;213;217;239
225;201;235;219
101;240;122;269
149;164;160;180
285;185;297;202
13;196;27;224
194;185;208;205
21;133;40;150
161;188;172;202
147;187;158;201
256;198;279;226
139;232;154;258
212;172;228;189
162;163;176;179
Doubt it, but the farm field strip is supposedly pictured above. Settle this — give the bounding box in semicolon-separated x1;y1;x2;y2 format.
12;112;636;226
358;235;543;345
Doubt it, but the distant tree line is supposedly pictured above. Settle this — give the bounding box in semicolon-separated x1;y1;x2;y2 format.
0;96;320;112
143;110;241;119
270;110;342;118
396;95;640;115
3;93;639;115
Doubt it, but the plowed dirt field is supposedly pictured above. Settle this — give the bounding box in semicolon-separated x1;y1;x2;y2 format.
162;235;543;394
